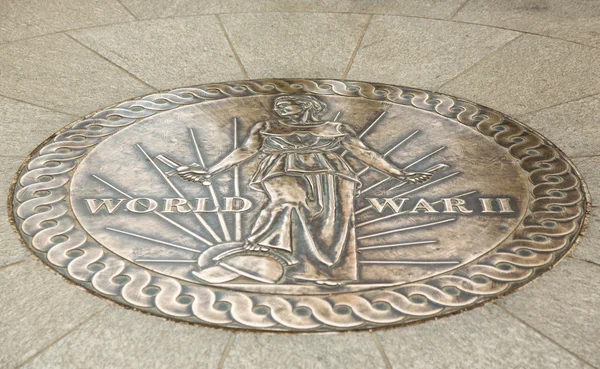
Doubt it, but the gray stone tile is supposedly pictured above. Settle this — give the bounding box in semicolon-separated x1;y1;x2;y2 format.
120;0;466;20
69;17;245;90
517;94;600;158
347;16;520;90
0;156;30;267
0;156;23;199
377;304;592;369
0;96;74;157
22;307;231;369
223;332;386;369
0;98;72;267
571;208;600;265
572;156;600;206
454;0;600;48
439;35;600;116
219;13;371;79
0;212;30;268
0;259;108;368
0;0;134;43
498;258;600;367
0;34;154;116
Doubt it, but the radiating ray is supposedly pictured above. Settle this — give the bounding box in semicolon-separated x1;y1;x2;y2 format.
107;227;202;253
360;146;446;195
92;175;213;245
404;146;446;170
356;190;477;227
356;171;460;215
387;147;447;192
359;260;460;265
341;111;386;158
136;144;223;244
135;259;197;263
232;119;242;241
357;218;456;240
359;111;386;139
357;240;437;251
357;130;420;177
189;129;232;242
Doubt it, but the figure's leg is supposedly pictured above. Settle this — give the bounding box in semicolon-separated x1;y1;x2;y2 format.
245;176;310;253
286;175;358;284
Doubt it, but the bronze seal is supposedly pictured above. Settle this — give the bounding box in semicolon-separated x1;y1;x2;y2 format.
10;79;589;331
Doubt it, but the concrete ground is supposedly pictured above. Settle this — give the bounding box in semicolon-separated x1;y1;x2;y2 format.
1;1;599;368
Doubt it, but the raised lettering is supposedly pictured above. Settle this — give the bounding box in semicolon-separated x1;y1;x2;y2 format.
163;198;191;213
479;198;515;213
85;199;126;214
479;198;495;213
193;198;219;213
367;198;408;213
223;197;252;212
126;198;158;213
497;198;514;213
443;198;473;214
409;198;438;213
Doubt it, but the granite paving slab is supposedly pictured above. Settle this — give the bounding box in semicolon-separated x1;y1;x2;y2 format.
0;34;154;116
0;260;108;368
498;258;600;367
219;13;371;78
347;16;520;90
0;0;134;44
454;0;600;48
21;307;231;369
69;17;245;90
377;304;593;369
439;35;600;116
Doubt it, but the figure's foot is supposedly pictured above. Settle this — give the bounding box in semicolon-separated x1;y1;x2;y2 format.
243;242;271;252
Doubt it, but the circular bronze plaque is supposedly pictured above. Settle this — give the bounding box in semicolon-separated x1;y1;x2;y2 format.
10;79;588;331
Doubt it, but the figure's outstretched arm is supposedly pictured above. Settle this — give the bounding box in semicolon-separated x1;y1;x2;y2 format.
178;122;264;181
340;125;431;184
207;122;265;175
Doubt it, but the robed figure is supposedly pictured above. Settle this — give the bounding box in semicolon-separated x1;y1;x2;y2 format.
179;95;431;285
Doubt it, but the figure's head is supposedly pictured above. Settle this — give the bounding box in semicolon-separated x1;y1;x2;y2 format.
273;95;328;122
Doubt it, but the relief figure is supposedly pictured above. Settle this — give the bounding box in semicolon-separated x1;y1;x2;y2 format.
178;95;431;285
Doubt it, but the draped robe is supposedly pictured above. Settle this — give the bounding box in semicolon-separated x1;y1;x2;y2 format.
246;120;360;282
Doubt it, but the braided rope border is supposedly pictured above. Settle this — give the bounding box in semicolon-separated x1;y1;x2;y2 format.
11;79;588;331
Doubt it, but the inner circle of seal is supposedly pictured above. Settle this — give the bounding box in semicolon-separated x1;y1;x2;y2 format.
10;79;589;332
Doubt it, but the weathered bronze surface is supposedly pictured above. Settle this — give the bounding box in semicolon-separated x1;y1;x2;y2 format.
10;79;588;331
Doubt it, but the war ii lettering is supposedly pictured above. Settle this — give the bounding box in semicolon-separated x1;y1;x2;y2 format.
366;197;514;214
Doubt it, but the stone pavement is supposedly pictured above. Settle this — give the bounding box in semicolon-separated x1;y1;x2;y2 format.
1;1;598;368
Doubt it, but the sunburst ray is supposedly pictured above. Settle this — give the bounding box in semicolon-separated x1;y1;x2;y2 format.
137;144;223;244
357;240;437;251
356;171;460;215
135;259;196;263
231;119;242;241
357;129;420;177
340;111;386;158
107;227;203;253
92;175;213;246
356;190;477;228
360;146;446;195
189;129;232;242
357;218;456;240
359;260;460;265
